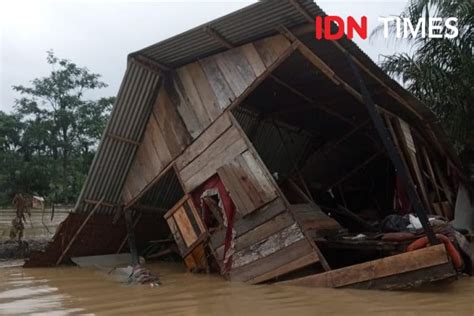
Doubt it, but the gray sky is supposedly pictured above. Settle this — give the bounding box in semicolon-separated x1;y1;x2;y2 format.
0;0;408;113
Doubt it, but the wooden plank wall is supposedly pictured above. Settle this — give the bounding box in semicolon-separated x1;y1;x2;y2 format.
122;86;192;203
121;34;291;204
176;114;248;193
209;198;319;284
217;150;278;216
170;34;291;138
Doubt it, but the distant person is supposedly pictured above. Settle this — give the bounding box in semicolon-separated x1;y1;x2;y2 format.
10;193;31;244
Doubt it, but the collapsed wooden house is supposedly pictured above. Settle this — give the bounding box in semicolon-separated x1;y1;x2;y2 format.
26;0;473;290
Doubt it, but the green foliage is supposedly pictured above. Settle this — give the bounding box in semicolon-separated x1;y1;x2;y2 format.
372;0;473;169
0;51;114;205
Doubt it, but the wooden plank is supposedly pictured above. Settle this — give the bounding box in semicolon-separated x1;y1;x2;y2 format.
433;159;454;205
217;164;253;214
215;47;257;97
210;197;286;249
290;203;343;233
176;66;213;136
183;202;202;236
123;158;149;199
396;119;432;212
179;126;247;192
173;207;198;247
253;35;291;68
249;252;319;284
239;151;277;204
199;57;235;110
186;62;222;121
215;212;294;260
279;244;449;288
137;129;162;182
153;86;191;158
421;146;441;200
141;117;169;174
188;198;206;233
217;151;277;216
175;113;232;171
172;72;206;138
234;155;274;210
349;262;456;290
124;114;172;197
231;223;305;268
229;239;315;283
241;43;266;77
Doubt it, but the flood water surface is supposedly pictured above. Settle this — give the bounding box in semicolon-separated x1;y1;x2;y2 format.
0;262;473;315
0;210;473;315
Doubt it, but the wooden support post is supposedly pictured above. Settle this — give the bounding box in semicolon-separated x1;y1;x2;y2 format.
124;209;139;266
56;197;105;265
116;212;142;254
345;53;438;245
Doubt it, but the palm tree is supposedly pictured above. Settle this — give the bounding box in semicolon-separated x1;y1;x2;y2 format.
372;0;473;175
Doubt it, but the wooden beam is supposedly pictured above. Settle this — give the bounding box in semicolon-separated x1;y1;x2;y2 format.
278;244;449;288
326;150;384;190
204;26;234;49
56;197;105;265
314;119;370;157
284;3;424;121
131;54;171;72
107;133;141;146
116;212;142;254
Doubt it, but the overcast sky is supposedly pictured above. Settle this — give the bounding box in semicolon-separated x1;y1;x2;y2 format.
0;0;409;113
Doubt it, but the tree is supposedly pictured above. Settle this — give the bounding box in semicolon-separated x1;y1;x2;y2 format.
372;0;473;173
3;51;114;203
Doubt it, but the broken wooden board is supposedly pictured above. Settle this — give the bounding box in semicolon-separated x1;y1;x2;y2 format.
349;261;456;290
164;195;207;269
278;244;450;288
178;125;248;192
217;150;277;216
290;203;343;238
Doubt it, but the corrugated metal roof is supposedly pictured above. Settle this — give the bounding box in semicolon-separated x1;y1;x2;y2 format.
133;0;323;67
75;61;161;214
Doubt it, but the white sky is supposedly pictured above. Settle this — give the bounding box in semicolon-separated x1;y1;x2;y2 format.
0;0;409;112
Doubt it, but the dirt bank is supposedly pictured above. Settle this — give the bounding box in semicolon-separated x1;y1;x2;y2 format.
0;238;49;260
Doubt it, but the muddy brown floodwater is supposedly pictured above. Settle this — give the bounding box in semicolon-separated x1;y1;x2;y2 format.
0;210;473;315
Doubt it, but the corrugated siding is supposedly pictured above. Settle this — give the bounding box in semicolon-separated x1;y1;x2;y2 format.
75;61;161;214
